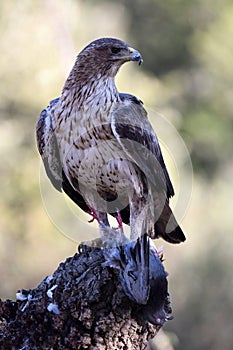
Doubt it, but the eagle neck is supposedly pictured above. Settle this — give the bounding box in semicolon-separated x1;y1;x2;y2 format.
61;72;120;118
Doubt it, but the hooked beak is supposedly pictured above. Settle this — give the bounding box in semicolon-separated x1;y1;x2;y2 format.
128;47;143;65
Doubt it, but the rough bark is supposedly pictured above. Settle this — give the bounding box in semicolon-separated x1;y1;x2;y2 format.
0;244;172;350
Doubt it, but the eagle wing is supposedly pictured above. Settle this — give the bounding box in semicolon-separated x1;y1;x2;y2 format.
36;98;90;213
111;93;174;199
36;98;62;192
111;94;185;243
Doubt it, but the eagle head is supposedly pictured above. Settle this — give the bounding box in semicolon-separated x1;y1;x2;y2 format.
75;37;143;77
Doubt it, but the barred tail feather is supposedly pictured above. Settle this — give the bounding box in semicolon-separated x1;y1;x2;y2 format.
154;202;186;244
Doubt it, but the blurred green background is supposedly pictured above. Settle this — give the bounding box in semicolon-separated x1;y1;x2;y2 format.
0;1;233;349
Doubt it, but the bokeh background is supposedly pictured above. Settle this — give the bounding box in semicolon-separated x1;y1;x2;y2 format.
0;1;233;349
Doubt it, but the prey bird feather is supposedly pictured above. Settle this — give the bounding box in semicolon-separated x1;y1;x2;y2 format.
103;233;171;326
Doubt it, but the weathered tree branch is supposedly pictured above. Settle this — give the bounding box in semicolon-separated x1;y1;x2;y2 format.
0;243;172;350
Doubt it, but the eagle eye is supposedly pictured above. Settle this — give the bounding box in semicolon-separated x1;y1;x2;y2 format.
111;47;121;54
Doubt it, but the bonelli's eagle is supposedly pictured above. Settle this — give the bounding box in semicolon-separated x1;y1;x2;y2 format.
37;38;185;245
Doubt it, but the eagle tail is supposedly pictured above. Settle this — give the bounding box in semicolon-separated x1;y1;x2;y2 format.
154;202;186;244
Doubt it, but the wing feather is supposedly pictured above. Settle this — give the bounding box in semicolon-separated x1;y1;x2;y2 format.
111;93;174;199
36;98;90;212
36;98;63;192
